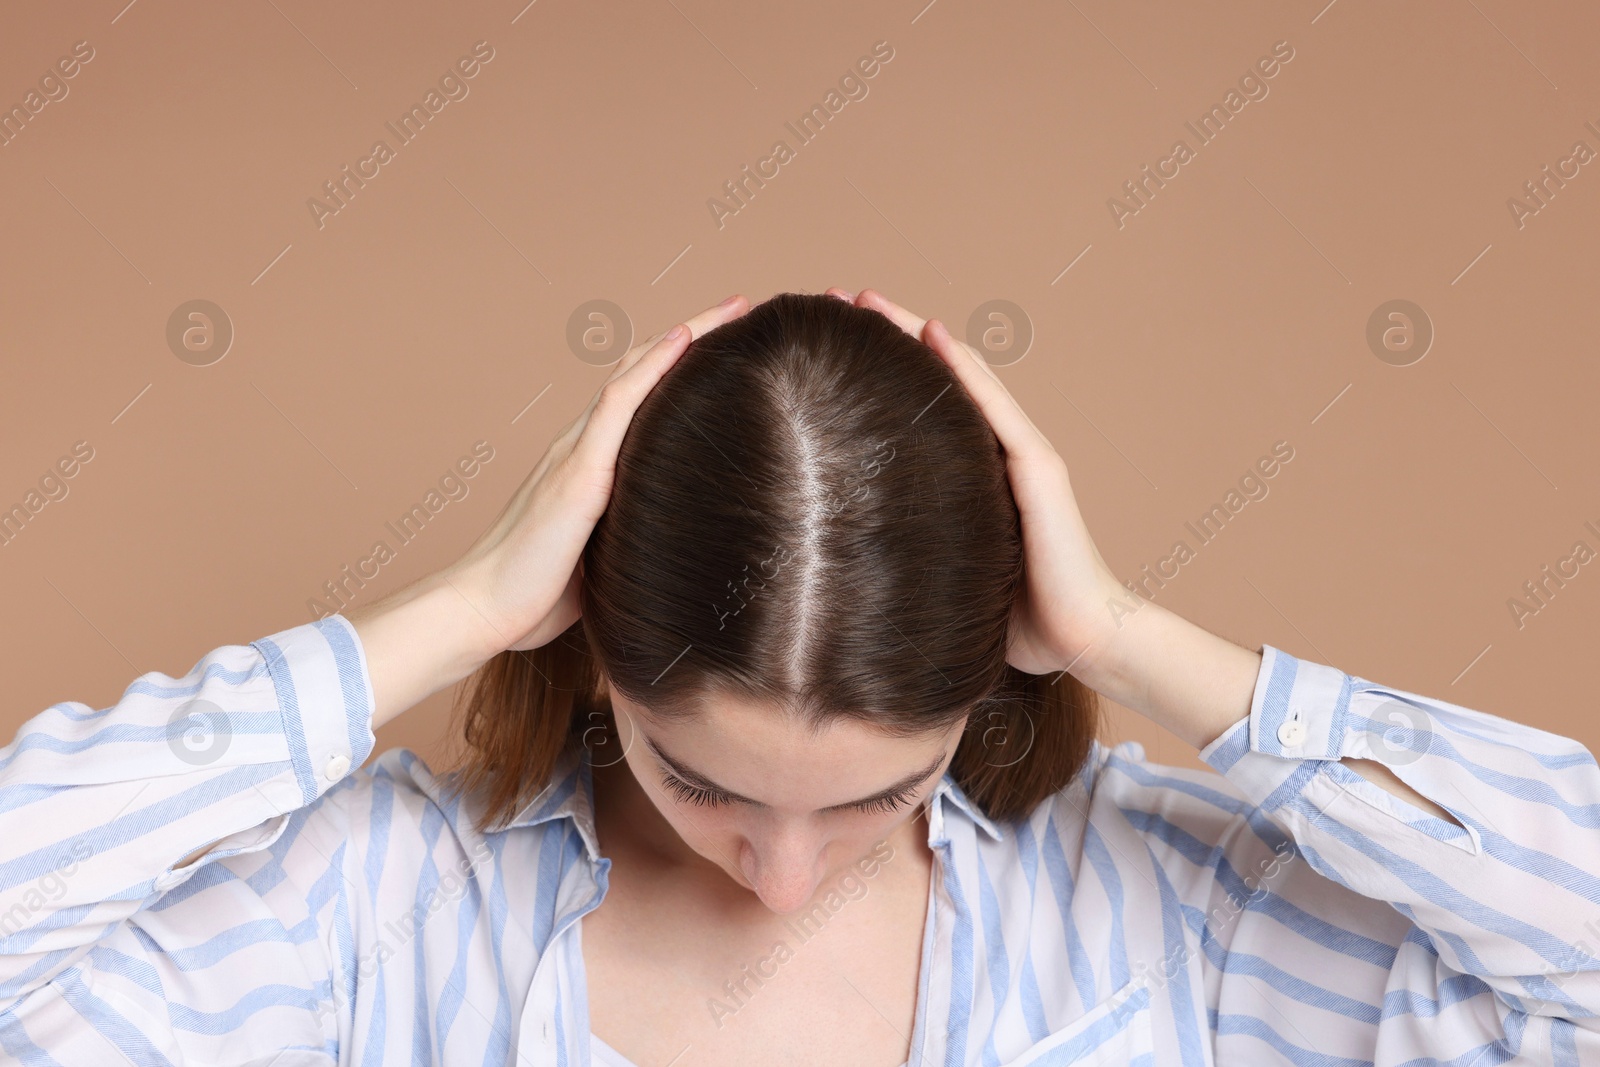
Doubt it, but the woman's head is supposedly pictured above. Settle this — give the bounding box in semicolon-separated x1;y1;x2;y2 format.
452;291;1098;910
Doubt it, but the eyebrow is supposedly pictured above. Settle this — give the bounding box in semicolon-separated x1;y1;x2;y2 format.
643;735;946;812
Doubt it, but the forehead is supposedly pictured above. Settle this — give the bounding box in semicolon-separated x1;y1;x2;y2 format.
611;687;962;808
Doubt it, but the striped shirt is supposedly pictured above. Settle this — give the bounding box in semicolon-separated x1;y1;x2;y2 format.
1;613;1597;1065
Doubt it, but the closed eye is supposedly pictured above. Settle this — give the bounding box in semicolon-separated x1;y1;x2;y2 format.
660;771;730;808
848;785;920;815
658;770;922;815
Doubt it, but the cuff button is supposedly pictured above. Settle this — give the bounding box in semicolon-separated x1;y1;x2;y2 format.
1276;719;1308;748
324;753;351;780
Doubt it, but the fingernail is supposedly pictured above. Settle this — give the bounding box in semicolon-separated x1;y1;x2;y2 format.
719;294;741;307
665;324;686;341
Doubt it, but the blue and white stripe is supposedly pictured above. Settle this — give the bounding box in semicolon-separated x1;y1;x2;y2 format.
1;614;1596;1064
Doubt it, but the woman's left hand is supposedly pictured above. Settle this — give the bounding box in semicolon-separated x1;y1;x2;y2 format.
827;287;1132;684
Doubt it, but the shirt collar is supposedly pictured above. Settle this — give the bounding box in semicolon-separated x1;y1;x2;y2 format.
927;772;1006;844
496;750;1005;859
498;749;603;861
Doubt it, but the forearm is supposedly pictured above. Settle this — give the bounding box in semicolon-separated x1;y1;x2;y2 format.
1081;592;1451;819
343;565;505;730
1082;595;1261;751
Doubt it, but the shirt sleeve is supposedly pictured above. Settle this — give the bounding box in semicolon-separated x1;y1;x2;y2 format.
1196;642;1600;1061
0;615;376;1063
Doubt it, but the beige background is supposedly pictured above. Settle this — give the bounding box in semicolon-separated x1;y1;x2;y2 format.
2;1;1597;777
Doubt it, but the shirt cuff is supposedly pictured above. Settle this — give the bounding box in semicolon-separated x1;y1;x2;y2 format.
250;614;377;810
1197;644;1356;810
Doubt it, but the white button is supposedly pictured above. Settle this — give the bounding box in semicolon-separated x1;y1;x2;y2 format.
324;753;350;780
1277;719;1307;747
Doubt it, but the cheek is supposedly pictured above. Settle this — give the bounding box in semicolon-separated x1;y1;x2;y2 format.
857;805;919;844
824;804;918;852
814;811;915;880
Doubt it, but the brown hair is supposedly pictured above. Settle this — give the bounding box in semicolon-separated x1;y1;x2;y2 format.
447;292;1099;832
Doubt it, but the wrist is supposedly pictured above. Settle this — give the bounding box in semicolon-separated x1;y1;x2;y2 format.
344;568;506;729
1076;589;1262;751
1072;585;1160;710
1068;576;1155;698
431;558;521;663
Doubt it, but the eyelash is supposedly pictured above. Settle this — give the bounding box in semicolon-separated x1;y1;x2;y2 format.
851;787;921;815
659;771;919;815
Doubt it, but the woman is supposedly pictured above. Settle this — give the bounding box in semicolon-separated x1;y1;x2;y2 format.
1;289;1596;1066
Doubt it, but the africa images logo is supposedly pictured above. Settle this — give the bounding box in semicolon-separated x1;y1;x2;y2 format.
306;42;496;230
1105;39;1296;230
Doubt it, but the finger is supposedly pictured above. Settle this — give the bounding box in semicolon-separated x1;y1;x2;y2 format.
609;294;747;394
854;290;1042;455
922;317;1055;462
570;322;697;471
854;288;927;339
824;286;855;302
857;291;1044;453
559;294;748;467
606;294;750;382
682;293;750;341
573;294;750;457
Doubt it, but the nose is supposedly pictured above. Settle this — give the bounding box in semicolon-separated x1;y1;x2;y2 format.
739;827;827;914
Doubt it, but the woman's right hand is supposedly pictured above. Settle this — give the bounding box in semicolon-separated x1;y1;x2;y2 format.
449;294;751;653
346;294;750;728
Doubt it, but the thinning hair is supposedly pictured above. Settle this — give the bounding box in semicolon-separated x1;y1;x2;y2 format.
448;292;1098;831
